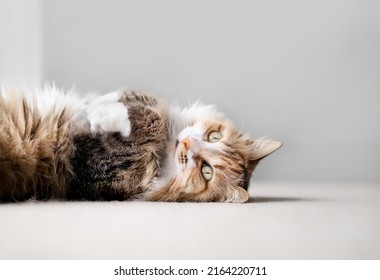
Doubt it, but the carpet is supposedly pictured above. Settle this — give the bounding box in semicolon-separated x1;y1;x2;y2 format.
0;183;379;259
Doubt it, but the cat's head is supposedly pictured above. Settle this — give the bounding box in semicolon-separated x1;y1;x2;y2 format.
148;105;281;203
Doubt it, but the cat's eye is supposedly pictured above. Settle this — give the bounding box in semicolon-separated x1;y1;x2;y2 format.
201;163;213;181
208;131;222;143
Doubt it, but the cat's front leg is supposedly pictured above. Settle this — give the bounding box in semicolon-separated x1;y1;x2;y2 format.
87;91;131;137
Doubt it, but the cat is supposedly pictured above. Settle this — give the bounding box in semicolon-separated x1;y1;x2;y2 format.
0;86;281;203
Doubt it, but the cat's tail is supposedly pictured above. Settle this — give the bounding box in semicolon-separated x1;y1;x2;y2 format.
0;86;74;202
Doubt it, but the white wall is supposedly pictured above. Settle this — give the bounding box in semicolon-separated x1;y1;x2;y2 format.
1;0;379;183
0;0;42;87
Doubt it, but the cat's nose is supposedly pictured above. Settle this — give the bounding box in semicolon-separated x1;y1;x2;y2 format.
181;137;201;151
181;138;191;150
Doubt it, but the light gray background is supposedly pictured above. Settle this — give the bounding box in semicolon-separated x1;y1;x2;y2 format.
1;0;380;261
1;0;380;183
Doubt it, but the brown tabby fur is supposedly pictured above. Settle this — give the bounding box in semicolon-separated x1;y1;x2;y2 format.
0;87;281;203
67;90;169;201
0;89;72;201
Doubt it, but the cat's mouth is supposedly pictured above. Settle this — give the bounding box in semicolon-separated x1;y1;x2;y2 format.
178;151;188;167
175;137;200;170
175;142;193;170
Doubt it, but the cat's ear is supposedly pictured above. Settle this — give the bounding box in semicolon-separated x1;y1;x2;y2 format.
240;139;282;191
250;139;282;161
229;187;250;203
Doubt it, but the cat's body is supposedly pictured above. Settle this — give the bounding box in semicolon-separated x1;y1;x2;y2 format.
0;86;281;203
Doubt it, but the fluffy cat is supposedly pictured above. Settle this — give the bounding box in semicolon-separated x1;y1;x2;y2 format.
0;86;281;203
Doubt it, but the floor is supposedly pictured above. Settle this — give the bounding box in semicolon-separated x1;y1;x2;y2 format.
0;182;379;259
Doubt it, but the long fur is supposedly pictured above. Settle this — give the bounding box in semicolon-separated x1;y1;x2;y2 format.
0;86;281;203
0;87;74;201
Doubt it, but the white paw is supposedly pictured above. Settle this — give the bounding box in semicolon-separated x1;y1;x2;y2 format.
87;91;131;137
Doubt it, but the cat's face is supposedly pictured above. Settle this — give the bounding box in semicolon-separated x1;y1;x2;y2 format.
149;117;281;203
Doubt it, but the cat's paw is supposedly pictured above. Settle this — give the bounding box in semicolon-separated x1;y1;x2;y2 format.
87;91;131;137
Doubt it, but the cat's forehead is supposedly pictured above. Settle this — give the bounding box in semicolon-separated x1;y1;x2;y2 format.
177;118;237;145
190;118;235;133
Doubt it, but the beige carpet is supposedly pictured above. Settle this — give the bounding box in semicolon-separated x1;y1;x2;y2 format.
0;183;379;259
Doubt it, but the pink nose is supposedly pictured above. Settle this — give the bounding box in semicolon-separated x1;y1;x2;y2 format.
181;137;202;151
181;138;190;149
